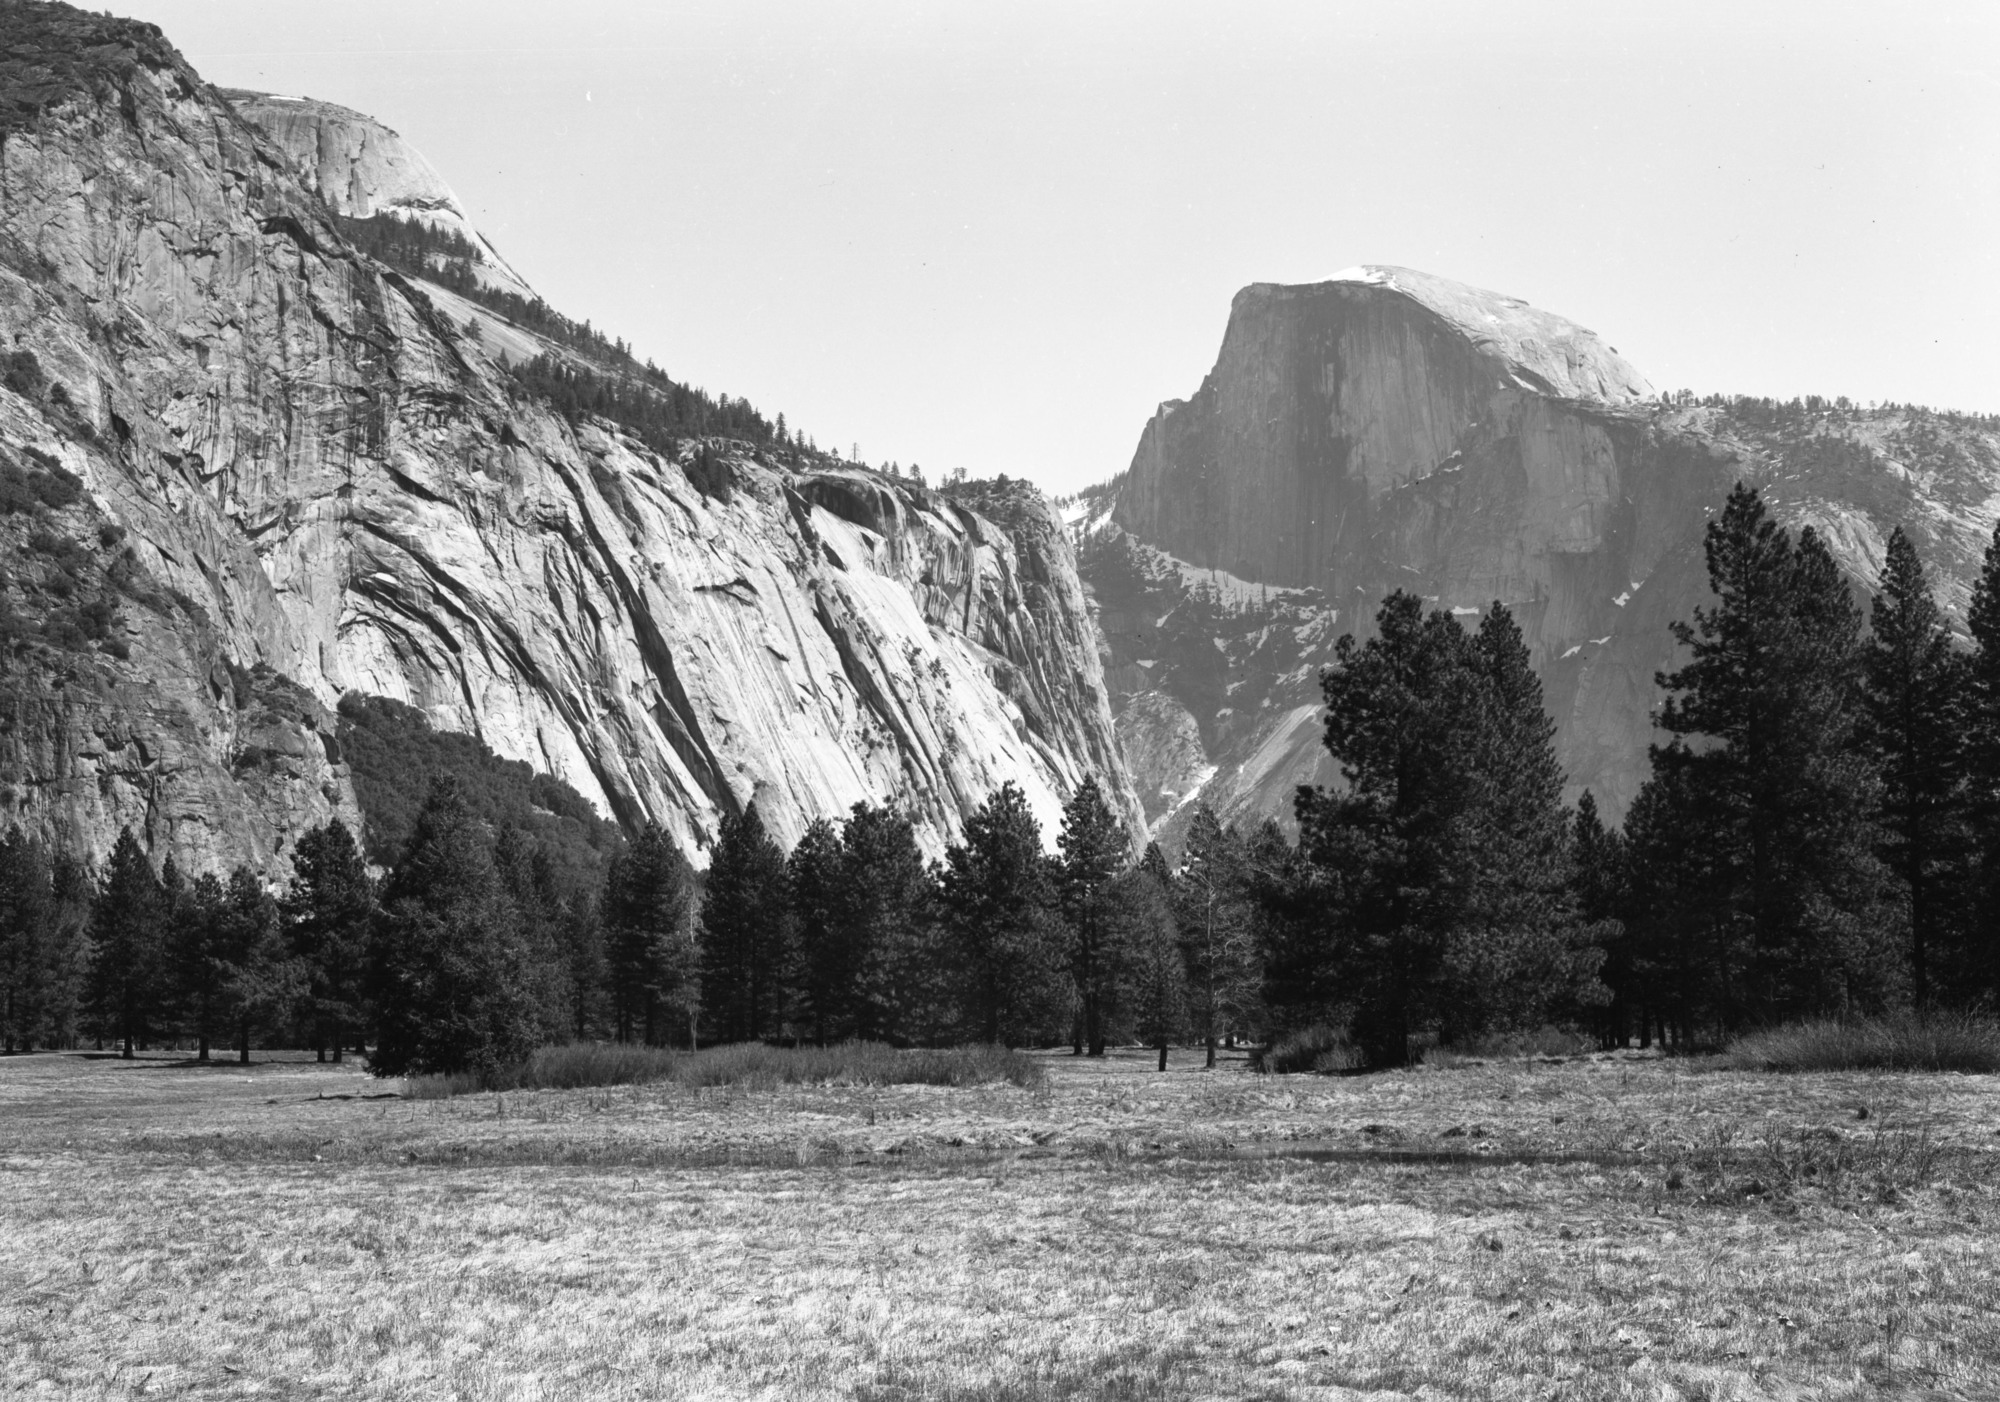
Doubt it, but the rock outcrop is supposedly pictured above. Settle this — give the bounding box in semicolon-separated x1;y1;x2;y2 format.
1099;266;2000;833
0;4;1143;872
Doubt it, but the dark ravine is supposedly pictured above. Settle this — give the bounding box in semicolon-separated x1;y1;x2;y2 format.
1093;266;2000;836
0;3;1144;874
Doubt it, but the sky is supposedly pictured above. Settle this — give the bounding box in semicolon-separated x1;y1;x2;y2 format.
114;0;2000;496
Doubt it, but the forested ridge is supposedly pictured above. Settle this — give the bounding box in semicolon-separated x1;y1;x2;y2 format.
5;482;2000;1071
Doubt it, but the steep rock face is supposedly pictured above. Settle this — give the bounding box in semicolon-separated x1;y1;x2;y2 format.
1101;268;2000;832
0;6;1142;870
223;90;535;300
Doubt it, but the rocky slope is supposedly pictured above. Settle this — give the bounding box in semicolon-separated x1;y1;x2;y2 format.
0;3;1142;873
1096;266;2000;835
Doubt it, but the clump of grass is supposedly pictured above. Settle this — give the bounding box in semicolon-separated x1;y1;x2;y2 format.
1423;1026;1599;1067
1251;1024;1361;1075
405;1040;1044;1098
1725;1012;2000;1073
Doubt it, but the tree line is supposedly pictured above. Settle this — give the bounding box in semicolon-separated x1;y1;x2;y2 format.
7;482;1998;1070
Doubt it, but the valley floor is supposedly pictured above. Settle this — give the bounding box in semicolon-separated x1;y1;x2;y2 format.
2;1048;1997;1401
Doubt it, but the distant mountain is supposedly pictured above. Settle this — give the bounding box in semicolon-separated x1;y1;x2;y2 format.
1087;265;2000;840
0;1;1143;873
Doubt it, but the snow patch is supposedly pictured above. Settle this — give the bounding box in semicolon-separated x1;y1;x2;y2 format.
1612;592;1630;607
1561;645;1582;659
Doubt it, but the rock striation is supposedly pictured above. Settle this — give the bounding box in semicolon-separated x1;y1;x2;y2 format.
0;4;1143;872
1099;266;2000;834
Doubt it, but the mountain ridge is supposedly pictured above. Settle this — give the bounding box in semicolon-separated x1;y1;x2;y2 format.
0;1;1145;873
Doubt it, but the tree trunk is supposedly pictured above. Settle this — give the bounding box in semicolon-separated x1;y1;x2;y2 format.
122;1026;133;1059
198;1033;209;1063
1157;1041;1168;1072
1205;1034;1216;1069
238;1019;250;1065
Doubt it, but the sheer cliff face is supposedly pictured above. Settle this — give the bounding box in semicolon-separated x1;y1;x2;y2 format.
1103;267;2000;832
0;9;1142;870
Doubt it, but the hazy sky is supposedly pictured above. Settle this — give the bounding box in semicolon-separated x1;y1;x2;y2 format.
116;0;1999;495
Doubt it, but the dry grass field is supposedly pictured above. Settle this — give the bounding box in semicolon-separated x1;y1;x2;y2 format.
3;1047;1998;1401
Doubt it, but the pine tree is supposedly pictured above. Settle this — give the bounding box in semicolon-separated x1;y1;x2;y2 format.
1174;804;1256;1068
699;802;793;1044
787;817;849;1043
602;821;699;1046
1444;604;1601;1040
1055;777;1129;1056
1110;870;1184;1071
0;832;85;1052
838;803;940;1045
1570;792;1632;1043
285;819;375;1061
1965;523;2000;1000
940;782;1064;1046
1648;485;1886;1028
1860;527;1970;1006
87;829;165;1059
371;777;542;1076
219;867;296;1065
494;828;576;1046
1294;592;1482;1064
168;870;228;1061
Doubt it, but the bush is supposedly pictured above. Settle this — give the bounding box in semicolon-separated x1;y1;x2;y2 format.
1253;1024;1362;1074
1423;1026;1599;1066
1725;1013;2000;1073
405;1040;1045;1097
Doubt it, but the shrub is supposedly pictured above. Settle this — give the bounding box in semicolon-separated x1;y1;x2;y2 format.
1253;1023;1362;1074
1423;1026;1599;1066
2;349;44;398
405;1040;1045;1097
1724;1013;2000;1073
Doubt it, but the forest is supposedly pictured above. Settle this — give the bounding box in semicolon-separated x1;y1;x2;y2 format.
3;483;1999;1074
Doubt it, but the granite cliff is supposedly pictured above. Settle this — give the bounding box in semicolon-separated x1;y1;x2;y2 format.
0;3;1143;873
1095;266;2000;837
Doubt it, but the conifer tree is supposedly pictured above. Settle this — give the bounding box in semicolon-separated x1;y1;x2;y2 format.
1294;592;1482;1064
1860;527;1969;1006
1055;777;1129;1056
285;819;375;1061
699;802;793;1044
601;821;699;1046
941;782;1064;1045
494;828;576;1045
1646;485;1886;1027
787;817;849;1043
1570;792;1632;1042
1173;804;1256;1068
0;832;85;1052
1110;869;1185;1071
87;829;165;1059
371;777;542;1076
1445;604;1601;1039
219;867;296;1065
168;870;228;1061
838;803;940;1044
1966;523;2000;1000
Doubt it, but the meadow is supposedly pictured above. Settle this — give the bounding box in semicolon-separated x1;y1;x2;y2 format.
2;1046;1997;1401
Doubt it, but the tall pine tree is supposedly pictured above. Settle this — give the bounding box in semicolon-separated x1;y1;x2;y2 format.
1966;523;2000;1001
699;802;792;1044
940;782;1064;1046
1860;527;1969;1007
87;829;165;1059
1644;485;1887;1028
602;822;699;1046
371;777;542;1076
1055;777;1129;1057
285;819;375;1061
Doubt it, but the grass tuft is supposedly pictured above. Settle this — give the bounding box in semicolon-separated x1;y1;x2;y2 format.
1251;1024;1361;1074
1725;1012;2000;1074
405;1040;1045;1098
